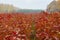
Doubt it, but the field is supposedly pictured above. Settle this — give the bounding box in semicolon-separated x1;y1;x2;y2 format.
0;12;60;40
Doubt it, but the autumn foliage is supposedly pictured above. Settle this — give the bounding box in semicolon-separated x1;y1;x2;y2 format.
0;12;60;40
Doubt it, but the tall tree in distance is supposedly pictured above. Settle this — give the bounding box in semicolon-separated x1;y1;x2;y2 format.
47;0;60;12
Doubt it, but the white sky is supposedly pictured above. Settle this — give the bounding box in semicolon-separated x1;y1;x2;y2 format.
0;0;53;10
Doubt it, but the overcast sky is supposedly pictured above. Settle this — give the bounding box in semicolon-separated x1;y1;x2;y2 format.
0;0;53;10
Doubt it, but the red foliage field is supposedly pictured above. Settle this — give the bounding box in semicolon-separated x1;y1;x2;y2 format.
0;12;60;40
